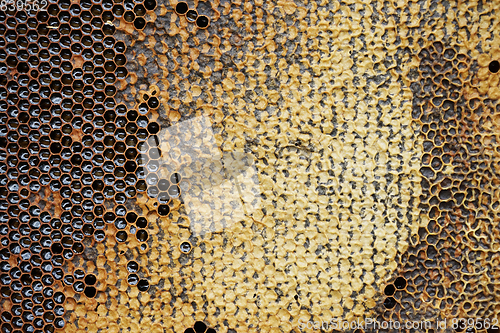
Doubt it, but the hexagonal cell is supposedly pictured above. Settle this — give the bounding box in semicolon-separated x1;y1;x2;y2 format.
123;11;135;23
144;0;157;11
195;15;210;29
134;4;146;17
130;214;146;229
84;286;96;297
179;241;192;254
84;274;96;285
115;231;128;242
158;204;170;216
136;230;148;242
186;9;198;22
193;321;207;333
384;284;395;296
127;261;139;273
383;297;396;309
489;60;499;73
175;2;188;15
73;281;85;293
137;279;149;292
127;273;139;286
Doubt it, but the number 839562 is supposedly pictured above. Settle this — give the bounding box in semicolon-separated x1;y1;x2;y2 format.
0;0;47;11
451;318;499;330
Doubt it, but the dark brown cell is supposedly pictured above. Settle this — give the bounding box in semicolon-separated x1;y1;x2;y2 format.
134;18;146;30
127;273;139;286
144;0;157;10
394;277;407;289
383;297;396;309
194;321;207;333
134;4;146;16
168;185;180;198
175;2;188;15
136;230;148;242
127;261;139;273
115;231;128;242
180;241;191;254
124;11;135;23
489;60;499;73
384;284;395;296
186;9;198;22
84;274;96;285
84;286;96;298
137;279;149;292
113;4;124;16
196;15;210;29
136;217;147;228
158;204;170;216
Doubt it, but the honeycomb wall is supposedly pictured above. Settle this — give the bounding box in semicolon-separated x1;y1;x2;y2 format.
1;0;500;333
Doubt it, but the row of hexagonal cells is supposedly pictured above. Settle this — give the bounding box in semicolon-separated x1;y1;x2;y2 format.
175;2;210;29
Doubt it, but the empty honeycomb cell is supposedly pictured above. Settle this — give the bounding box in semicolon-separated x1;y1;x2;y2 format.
157;204;170;216
136;229;148;242
489;60;499;73
384;284;396;296
115;231;128;242
179;241;192;254
158;179;169;191
170;173;181;184
134;4;146;16
195;15;210;29
167;185;180;198
127;273;139;286
137;279;149;292
123;11;135;23
383;297;397;309
186;9;198;22
144;0;156;10
147;122;159;135
83;286;96;298
84;274;96;285
113;4;125;17
127;261;139;273
194;321;207;333
175;2;188;15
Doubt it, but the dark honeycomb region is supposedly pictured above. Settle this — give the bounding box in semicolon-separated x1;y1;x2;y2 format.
118;0;157;30
375;41;500;333
0;0;164;332
174;1;211;29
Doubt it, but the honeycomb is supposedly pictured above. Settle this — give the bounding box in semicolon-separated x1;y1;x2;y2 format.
1;0;500;333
